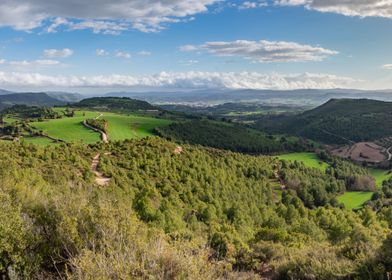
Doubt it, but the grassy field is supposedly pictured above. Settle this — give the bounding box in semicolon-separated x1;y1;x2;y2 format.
276;152;392;210
337;192;374;210
22;137;58;146
277;152;329;171
29;110;171;144
369;168;392;188
102;114;172;141
30;111;101;144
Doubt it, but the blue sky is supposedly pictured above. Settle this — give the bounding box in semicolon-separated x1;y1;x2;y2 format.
1;0;392;92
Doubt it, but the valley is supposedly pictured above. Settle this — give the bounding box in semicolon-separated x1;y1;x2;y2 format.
0;95;392;279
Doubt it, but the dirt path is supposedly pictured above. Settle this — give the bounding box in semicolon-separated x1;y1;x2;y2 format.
273;165;286;190
387;146;392;161
83;120;109;143
91;153;110;186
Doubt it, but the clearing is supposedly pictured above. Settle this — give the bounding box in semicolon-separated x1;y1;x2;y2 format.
331;142;388;163
277;152;329;171
29;110;171;144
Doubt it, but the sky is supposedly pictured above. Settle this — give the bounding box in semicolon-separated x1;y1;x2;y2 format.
1;0;392;93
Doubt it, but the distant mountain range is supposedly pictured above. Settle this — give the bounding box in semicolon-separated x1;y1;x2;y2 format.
0;90;83;110
105;88;392;106
0;88;392;109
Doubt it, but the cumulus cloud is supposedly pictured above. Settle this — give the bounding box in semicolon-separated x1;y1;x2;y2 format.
116;51;131;59
275;0;392;19
43;48;74;58
0;0;219;33
180;39;338;62
0;71;357;90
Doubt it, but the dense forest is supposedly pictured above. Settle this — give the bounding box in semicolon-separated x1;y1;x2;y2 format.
0;138;391;279
254;99;392;144
73;97;159;112
156;120;313;154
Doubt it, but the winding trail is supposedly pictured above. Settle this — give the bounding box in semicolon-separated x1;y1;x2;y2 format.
82;115;109;143
387;146;392;161
91;153;111;186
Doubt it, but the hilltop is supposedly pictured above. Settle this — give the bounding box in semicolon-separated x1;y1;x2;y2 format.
254;98;392;144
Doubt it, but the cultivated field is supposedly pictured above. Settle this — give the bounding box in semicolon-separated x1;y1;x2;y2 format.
331;142;388;163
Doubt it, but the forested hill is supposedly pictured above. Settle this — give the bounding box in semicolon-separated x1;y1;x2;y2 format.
1;137;392;279
73;97;159;112
0;92;65;110
254;98;392;144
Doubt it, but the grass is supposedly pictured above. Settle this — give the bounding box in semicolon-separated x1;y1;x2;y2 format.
102;114;172;141
337;192;374;210
277;152;329;171
337;168;391;210
369;168;392;188
30;111;102;144
276;152;392;210
29;110;172;144
22;137;59;146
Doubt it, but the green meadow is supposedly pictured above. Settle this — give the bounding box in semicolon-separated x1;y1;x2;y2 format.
277;152;391;210
102;114;172;141
277;152;329;171
29;109;171;144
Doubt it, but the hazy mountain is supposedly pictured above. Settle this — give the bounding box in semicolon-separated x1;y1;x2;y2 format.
0;92;66;110
106;89;392;107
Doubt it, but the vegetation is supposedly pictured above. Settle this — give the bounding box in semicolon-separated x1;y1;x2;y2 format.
73;97;159;112
157;120;313;154
277;152;329;171
254;99;392;144
86;118;108;133
0;138;391;279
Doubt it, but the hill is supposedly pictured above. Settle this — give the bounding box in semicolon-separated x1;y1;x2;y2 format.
0;92;66;110
0;137;391;279
254;99;392;144
73;97;159;112
156;119;313;154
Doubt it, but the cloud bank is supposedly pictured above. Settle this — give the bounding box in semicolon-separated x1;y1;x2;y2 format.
0;0;219;33
0;71;357;90
275;0;392;19
180;40;338;62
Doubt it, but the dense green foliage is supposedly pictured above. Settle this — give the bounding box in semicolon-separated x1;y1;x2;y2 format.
86;118;108;133
157;120;313;154
2;105;60;120
73;97;158;112
254;99;392;144
1;135;392;278
0;92;65;110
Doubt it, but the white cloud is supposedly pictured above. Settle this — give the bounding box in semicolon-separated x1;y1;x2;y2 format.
179;60;199;66
0;71;357;90
7;59;60;67
180;39;338;62
179;45;199;52
239;1;268;9
382;64;392;70
116;51;131;59
43;48;74;58
0;59;5;64
96;49;109;56
275;0;392;19
0;0;219;33
137;51;152;56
